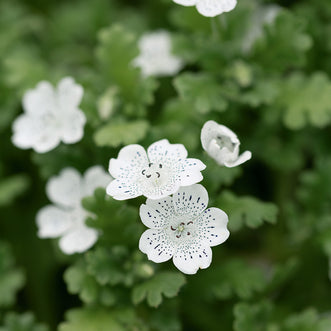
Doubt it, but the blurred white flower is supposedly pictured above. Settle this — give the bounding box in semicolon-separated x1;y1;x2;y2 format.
173;0;237;17
107;139;206;200
201;120;251;167
36;166;111;254
12;77;86;153
133;31;183;77
242;5;280;53
139;184;229;274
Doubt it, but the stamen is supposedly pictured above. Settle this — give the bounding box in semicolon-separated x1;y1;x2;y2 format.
142;169;146;175
187;221;193;225
159;164;162;168
176;234;181;238
156;172;160;178
146;174;151;178
187;232;191;235
148;163;153;167
171;226;176;231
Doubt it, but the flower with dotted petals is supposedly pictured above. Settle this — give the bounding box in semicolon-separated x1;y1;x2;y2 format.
107;139;206;200
133;30;183;77
201;120;251;167
173;0;237;17
139;184;229;274
36;166;111;254
12;77;86;153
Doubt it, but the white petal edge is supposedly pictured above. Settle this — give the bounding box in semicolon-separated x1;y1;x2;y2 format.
173;243;212;275
60;109;86;144
173;184;209;217
196;0;237;17
177;158;206;186
106;178;141;200
198;207;230;246
223;150;252;168
59;226;98;254
57;77;84;108
173;0;197;6
82;166;111;197
139;229;175;263
36;205;73;238
46;168;82;208
139;195;174;229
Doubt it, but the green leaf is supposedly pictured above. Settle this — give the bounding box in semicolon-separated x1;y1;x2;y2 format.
278;72;331;130
211;260;267;300
0;242;25;308
0;312;48;331
173;73;228;113
233;301;273;331
58;308;146;331
93;120;149;147
0;174;30;207
251;10;312;72
217;191;278;231
132;272;186;307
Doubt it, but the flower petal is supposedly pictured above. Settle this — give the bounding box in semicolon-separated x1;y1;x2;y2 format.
36;205;73;238
59;226;98;254
176;158;206;186
106;178;141;200
173;243;212;274
147;139;188;166
223;151;252;167
173;184;209;217
139;196;174;228
173;0;197;5
22;81;56;116
46;168;82;208
139;229;175;263
60;109;86;144
198;207;230;247
82;166;112;197
57;77;84;108
196;0;237;17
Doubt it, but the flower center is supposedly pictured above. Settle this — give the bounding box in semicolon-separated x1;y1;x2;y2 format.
215;135;236;152
141;162;167;184
170;220;195;240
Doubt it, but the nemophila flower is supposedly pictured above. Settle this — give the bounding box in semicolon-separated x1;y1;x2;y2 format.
133;31;183;77
107;139;206;200
36;166;111;254
201;120;251;167
173;0;237;17
139;184;229;274
12;77;86;153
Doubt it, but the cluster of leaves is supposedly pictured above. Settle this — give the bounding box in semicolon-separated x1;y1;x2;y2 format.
1;0;331;330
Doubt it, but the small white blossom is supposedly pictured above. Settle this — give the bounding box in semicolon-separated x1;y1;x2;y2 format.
107;139;206;200
173;0;237;17
201;120;251;167
36;166;111;254
133;31;183;77
242;5;280;53
12;77;86;153
139;184;229;274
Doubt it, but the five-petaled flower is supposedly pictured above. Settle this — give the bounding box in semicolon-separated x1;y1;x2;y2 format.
139;184;229;274
133;30;183;77
201;120;252;167
12;77;86;153
107;139;206;200
36;166;111;254
173;0;237;17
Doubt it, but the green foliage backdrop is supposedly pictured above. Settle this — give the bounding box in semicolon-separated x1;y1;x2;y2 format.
1;0;331;330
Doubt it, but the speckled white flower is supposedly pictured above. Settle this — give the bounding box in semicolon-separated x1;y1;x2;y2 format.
242;5;280;53
173;0;237;17
139;184;229;274
107;139;206;200
133;31;183;77
12;77;86;153
36;166;111;254
201;120;251;167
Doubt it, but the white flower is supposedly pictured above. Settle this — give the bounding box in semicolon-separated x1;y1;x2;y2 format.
133;31;183;77
173;0;237;17
201;120;251;167
36;166;111;254
242;5;280;53
139;184;229;274
107;139;206;200
12;77;86;153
